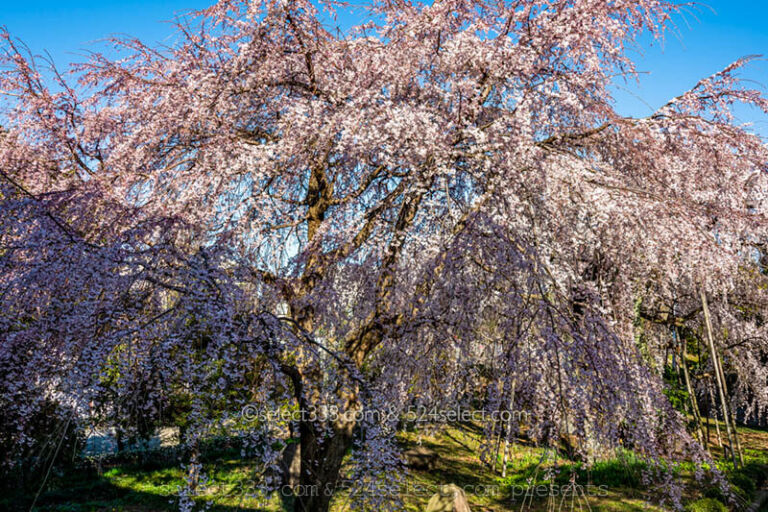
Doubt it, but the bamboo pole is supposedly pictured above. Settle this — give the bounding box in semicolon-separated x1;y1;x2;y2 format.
713;350;744;466
707;379;723;449
501;380;516;478
678;327;705;446
700;289;739;468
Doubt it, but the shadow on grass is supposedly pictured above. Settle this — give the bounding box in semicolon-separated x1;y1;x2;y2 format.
398;431;516;511
2;470;289;512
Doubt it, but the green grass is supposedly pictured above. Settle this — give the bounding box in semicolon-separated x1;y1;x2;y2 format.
685;498;728;512
4;422;766;512
2;448;286;512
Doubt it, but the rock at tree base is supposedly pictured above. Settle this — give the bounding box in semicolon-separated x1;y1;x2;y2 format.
425;484;471;512
404;446;438;470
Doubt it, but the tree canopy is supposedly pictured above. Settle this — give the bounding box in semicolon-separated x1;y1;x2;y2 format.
1;1;767;510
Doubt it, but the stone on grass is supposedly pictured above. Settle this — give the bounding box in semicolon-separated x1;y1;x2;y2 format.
425;484;471;512
404;446;438;470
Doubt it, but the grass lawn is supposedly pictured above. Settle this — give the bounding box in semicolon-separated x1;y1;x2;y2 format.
5;422;767;512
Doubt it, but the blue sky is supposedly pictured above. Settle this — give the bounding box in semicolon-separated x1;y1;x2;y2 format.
1;0;766;132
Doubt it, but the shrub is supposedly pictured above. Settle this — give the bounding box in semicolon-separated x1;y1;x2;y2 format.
685;498;727;512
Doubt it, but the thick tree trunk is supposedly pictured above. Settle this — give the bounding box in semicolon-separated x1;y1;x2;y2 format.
294;419;355;512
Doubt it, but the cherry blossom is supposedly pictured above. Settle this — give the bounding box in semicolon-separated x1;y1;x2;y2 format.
1;1;767;510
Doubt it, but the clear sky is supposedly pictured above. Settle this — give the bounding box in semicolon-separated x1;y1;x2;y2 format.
1;0;767;133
